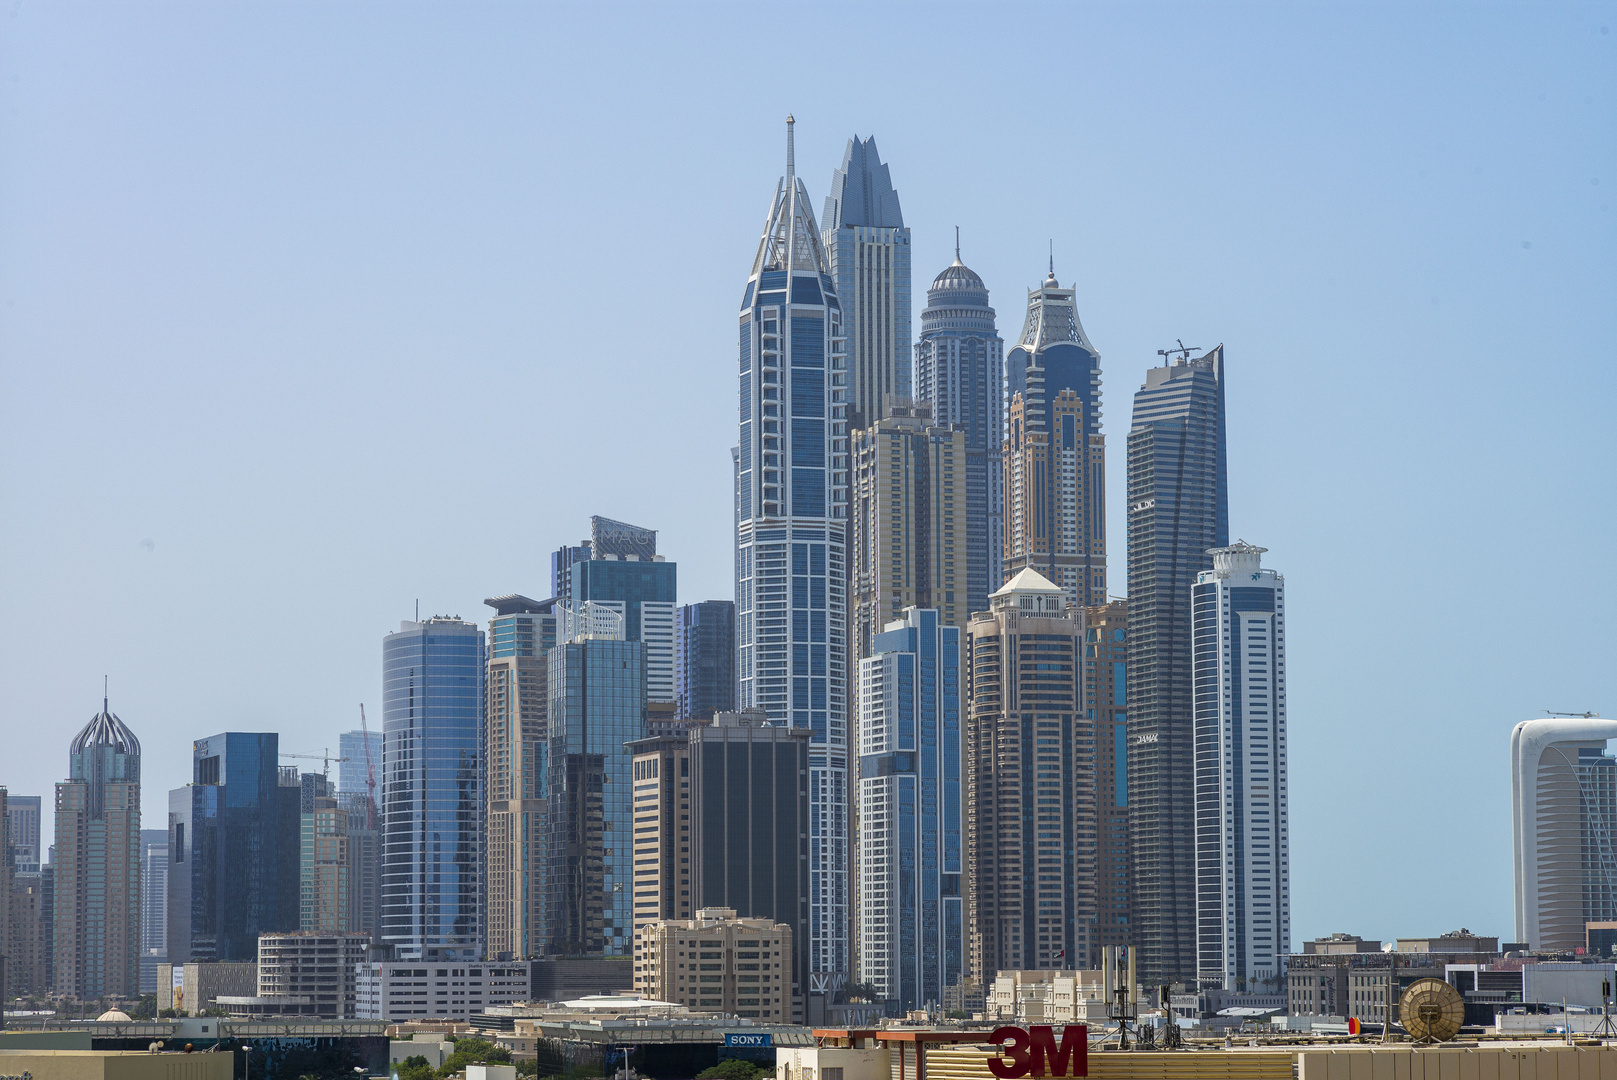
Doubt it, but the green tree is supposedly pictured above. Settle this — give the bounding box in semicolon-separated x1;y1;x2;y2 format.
437;1038;513;1078
398;1054;436;1080
696;1060;766;1080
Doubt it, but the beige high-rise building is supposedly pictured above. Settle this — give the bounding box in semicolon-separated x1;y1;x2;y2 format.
633;907;792;1020
965;569;1096;979
484;595;557;960
55;701;143;1000
629;735;693;932
301;796;350;933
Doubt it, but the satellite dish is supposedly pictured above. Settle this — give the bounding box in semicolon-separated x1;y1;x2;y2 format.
1399;978;1465;1043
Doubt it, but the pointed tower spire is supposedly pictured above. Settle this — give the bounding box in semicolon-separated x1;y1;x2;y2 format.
1049;239;1054;276
104;674;108;715
786;114;795;179
955;225;961;262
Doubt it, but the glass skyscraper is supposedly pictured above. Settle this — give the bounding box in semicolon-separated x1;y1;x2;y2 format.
381;616;485;962
554;517;677;705
856;607;962;1011
915;246;1004;619
167;731;301;963
1003;265;1107;610
139;828;167;992
1125;343;1227;988
735;117;850;986
545;626;645;957
337;729;381;798
1192;543;1288;989
676;600;735;721
822;134;910;430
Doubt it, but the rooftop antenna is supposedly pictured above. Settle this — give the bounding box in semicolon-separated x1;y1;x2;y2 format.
955;225;960;261
1157;339;1201;364
785;114;795;179
103;675;108;715
1049;239;1054;276
415;599;419;622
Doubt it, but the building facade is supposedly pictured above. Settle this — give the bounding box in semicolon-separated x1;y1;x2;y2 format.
554;517;677;705
337;729;382;799
355;959;532;1022
485;594;557;962
545;626;645;957
1002;266;1107;611
914;247;1004;621
381;616;486;962
1125;344;1228;989
821;134;910;431
856;607;963;1011
735;118;850;989
1193;543;1289;990
633;907;793;1020
7;795;42;871
964;569;1096;979
8;866;52;996
628;735;692;931
301;796;351;933
1512;716;1617;950
676;600;736;722
1083;600;1131;956
255;932;370;1018
168;733;301;963
140;829;168;992
338;791;381;944
55;700;142;999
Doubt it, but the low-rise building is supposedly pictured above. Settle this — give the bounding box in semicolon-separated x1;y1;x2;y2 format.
356;960;531;1022
224;932;370;1018
633;907;792;1020
157;962;258;1014
1395;930;1499;954
1301;934;1380;955
983;969;1145;1024
0;1049;234;1079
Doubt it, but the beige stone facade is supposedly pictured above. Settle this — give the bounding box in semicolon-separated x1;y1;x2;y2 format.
632;907;791;1020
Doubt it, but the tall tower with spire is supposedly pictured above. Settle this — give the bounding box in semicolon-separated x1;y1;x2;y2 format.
1002;260;1107;609
55;688;142;999
822;135;910;431
914;236;1004;618
736;117;851;995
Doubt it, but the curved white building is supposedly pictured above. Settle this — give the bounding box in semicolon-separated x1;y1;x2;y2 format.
1512;717;1617;950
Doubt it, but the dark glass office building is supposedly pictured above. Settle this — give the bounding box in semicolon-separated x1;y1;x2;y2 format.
381;616;485;962
167;732;300;963
545;636;645;957
676;601;735;721
1125;344;1227;988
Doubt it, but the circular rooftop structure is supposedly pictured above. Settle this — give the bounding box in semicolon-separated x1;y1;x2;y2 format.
70;705;140;757
930;257;986;293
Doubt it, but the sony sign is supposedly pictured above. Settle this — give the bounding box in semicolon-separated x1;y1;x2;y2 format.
987;1026;1088;1079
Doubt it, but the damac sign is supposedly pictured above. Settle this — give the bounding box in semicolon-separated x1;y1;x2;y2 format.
987;1026;1088;1079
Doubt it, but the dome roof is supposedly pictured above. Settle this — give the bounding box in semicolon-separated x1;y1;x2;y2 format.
930;257;985;292
97;1009;132;1022
70;705;140;757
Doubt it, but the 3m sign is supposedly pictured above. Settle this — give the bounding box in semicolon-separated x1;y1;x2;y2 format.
987;1026;1088;1079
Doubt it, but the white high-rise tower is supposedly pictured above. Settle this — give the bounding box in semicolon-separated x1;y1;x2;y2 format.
735;117;850;993
1192;542;1289;990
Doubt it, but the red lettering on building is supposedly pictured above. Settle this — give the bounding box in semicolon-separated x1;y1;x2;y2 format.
987;1026;1087;1078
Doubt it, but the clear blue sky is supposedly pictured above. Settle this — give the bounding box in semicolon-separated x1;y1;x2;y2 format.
1;3;1612;947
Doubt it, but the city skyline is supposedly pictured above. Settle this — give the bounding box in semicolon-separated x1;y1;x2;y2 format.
1;4;1611;948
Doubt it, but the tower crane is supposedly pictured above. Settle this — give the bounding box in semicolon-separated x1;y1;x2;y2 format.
360;703;378;828
278;748;351;779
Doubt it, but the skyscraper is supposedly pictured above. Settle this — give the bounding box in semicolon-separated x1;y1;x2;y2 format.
1192;543;1289;989
545;607;644;957
1513;716;1617;950
857;607;963;1012
1083;601;1131;958
675;600;736;722
484;594;557;960
338;791;381;944
1126;344;1227;988
302;796;351;933
822;134;911;431
7;794;42;871
554;517;677;705
54;698;142;998
1003;264;1107;611
337;729;381;799
139;828;167;992
964;569;1096;977
168;732;301;963
915;244;1005;619
381;616;485;962
735;117;850;986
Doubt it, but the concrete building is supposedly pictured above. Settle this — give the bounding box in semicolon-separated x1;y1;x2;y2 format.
1126;343;1228;990
168;733;301;963
484;594;557;962
856;607;963;1011
545;611;645;957
633;907;792;1020
7;794;41;871
965;569;1096;977
338;791;381;944
355;959;531;1022
382;616;486;963
983;968;1141;1024
249;932;369;1018
822;134;911;431
1193;542;1290;990
301;797;352;933
1512;716;1617;950
676;600;736;722
55;698;143;999
1084;600;1130;956
628;735;693;931
735;118;851;991
0;1049;234;1079
8;867;52;996
139;829;167;993
914;242;1004;622
1003;263;1107;611
157;961;258;1013
1396;930;1498;953
1302;933;1381;955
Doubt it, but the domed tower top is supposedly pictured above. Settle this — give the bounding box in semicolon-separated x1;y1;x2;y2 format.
921;229;995;329
70;702;141;758
69;684;141;810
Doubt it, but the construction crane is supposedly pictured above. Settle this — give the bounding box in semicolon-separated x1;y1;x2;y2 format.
279;748;351;779
1546;710;1600;718
1157;339;1201;363
360;703;378;828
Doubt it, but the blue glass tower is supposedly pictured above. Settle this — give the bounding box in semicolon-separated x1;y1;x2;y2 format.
676;600;735;721
381;615;485;961
167;732;300;963
855;607;962;1010
555;517;678;704
736;117;850;986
